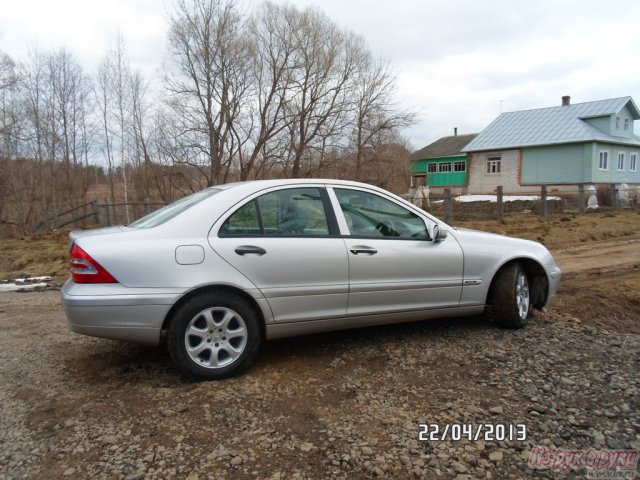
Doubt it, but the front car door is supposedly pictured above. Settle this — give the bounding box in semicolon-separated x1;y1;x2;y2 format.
210;186;349;323
329;186;464;316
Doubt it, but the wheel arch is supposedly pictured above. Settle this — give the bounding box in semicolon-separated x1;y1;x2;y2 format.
487;257;549;309
161;285;267;340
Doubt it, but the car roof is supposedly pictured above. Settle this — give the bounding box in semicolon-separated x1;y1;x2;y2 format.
212;178;384;194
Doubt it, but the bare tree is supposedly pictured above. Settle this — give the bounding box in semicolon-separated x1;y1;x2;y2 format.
231;2;296;180
96;53;118;203
350;56;415;180
166;0;250;186
48;49;94;209
284;7;358;178
0;51;19;157
0;51;18;226
129;69;153;201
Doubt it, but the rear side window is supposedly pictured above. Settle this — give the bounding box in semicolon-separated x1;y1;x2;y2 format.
219;201;261;235
220;187;330;237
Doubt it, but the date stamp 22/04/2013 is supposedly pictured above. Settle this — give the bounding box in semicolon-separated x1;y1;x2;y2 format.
418;423;527;442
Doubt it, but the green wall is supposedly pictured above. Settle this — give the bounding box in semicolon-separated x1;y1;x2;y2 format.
411;155;468;186
521;144;592;184
522;141;640;184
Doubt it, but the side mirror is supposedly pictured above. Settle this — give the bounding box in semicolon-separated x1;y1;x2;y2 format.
433;225;448;242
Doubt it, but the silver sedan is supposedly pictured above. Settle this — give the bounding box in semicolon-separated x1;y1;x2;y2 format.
62;179;561;379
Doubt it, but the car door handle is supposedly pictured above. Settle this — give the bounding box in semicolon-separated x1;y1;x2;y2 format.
349;245;377;255
234;245;267;256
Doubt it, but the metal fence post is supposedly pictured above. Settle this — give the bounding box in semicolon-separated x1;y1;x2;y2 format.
444;188;453;224
540;185;547;218
497;186;504;223
578;184;585;214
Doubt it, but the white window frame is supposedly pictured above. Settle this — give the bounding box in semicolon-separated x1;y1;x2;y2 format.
598;151;609;170
624;118;630;131
615;117;620;129
454;161;466;172
427;163;437;173
630;152;638;172
438;162;452;173
486;157;501;174
617;152;625;171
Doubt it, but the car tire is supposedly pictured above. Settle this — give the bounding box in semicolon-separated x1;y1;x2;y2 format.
489;263;532;329
167;292;261;379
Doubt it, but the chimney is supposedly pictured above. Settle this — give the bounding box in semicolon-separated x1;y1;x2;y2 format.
562;95;571;106
454;127;458;136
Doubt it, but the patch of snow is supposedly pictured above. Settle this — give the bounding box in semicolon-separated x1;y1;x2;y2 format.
14;276;52;283
0;282;48;292
1;274;52;293
454;195;562;203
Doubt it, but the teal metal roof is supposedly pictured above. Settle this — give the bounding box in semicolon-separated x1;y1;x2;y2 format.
462;97;640;152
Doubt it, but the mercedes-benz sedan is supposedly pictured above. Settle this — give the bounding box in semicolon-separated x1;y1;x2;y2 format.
62;179;561;379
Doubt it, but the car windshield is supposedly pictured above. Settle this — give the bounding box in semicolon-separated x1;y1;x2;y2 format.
129;188;221;228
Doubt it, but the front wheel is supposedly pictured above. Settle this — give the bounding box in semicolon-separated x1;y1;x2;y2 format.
489;263;532;329
167;292;261;379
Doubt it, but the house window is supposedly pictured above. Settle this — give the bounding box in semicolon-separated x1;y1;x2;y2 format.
486;157;501;174
454;161;466;172
598;151;609;170
624;118;630;131
615;117;620;129
630;153;637;172
617;153;625;171
438;162;452;173
427;163;437;173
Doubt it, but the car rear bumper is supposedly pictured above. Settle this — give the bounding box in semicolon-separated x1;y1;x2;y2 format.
61;281;181;344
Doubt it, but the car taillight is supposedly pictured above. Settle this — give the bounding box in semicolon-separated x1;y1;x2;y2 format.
69;243;118;284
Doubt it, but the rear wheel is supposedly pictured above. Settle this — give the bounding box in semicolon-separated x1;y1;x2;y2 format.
167;292;261;379
490;263;532;328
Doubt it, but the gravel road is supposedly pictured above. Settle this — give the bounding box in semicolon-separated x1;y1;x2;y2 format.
1;290;638;479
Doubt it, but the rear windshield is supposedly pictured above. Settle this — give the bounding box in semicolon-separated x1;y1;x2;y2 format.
129;188;221;228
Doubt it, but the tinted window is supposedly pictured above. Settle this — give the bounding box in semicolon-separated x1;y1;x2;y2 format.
221;187;329;237
335;188;428;239
219;200;261;236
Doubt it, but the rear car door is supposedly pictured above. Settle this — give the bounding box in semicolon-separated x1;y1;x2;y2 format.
210;186;349;323
329;187;464;316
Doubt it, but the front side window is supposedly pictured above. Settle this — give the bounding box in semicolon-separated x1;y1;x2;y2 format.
615;117;621;129
220;187;329;237
486;157;501;174
599;151;609;170
427;163;437;173
630;153;637;172
624;118;630;131
454;161;466;172
617;153;625;171
334;188;428;239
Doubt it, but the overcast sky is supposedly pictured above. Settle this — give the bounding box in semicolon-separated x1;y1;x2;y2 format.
1;0;639;150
